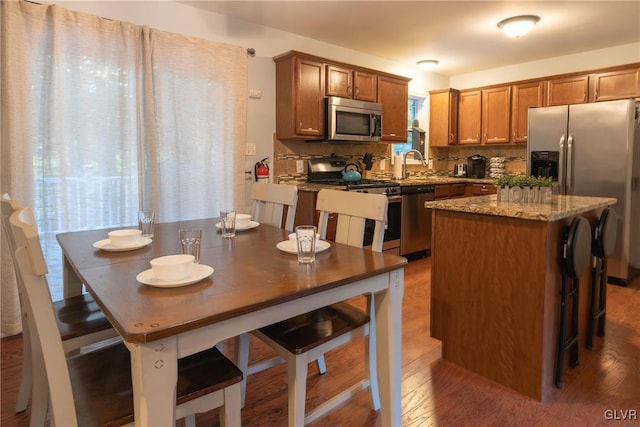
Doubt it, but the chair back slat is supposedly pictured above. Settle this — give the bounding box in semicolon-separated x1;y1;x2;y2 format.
11;207;79;426
316;189;388;253
251;182;298;231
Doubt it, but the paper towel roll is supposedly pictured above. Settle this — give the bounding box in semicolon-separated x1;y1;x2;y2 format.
393;155;403;179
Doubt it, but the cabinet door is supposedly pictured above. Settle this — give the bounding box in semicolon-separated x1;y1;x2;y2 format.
295;58;325;137
547;75;589;106
377;76;408;142
458;90;481;144
481;86;511;144
429;89;459;146
592;67;640;102
353;71;377;101
326;65;352;98
511;81;545;144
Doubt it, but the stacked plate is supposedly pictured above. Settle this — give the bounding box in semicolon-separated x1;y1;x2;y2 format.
489;157;506;178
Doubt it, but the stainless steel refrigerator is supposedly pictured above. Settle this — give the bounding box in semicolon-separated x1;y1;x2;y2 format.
527;99;640;285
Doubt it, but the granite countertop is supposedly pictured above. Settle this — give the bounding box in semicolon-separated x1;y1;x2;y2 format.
424;195;617;222
293;177;494;192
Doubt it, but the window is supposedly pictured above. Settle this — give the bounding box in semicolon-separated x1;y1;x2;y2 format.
2;2;247;303
392;95;426;161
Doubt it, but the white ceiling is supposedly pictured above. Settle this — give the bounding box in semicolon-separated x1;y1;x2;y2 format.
180;1;640;76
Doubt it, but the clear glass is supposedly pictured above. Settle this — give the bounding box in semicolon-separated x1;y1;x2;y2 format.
220;210;236;238
138;210;155;238
179;228;202;263
295;225;317;264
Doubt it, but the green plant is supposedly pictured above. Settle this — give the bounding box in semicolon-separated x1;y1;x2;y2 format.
537;176;556;188
493;175;513;188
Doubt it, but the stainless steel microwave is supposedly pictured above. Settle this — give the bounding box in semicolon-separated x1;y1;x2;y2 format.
325;96;382;142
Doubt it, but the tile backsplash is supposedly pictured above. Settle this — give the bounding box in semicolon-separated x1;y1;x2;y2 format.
272;134;527;183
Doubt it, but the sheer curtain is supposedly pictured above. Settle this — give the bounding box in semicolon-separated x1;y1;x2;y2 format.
0;1;247;335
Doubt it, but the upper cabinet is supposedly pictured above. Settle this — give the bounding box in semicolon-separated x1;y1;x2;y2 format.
458;86;511;145
546;75;589;106
458;90;482;144
274;51;409;142
325;66;378;101
511;81;546;144
377;76;409;142
481;86;511;144
591;67;640;102
429;89;459;147
275;54;324;140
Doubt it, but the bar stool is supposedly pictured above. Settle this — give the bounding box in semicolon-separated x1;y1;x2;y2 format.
555;216;591;389
586;207;617;350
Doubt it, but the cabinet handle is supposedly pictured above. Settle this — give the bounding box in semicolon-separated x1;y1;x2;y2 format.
390;133;396;136
348;85;353;97
449;133;454;143
583;92;586;101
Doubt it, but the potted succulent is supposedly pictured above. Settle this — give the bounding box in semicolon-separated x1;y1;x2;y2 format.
493;174;556;203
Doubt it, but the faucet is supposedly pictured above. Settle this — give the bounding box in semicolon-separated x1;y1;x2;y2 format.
403;149;427;179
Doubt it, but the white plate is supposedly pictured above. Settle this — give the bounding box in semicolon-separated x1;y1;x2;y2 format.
136;264;214;288
93;237;152;252
215;220;260;231
276;239;331;255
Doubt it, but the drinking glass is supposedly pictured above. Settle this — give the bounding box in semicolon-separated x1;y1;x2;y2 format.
179;228;202;263
295;225;317;264
138;210;155;238
220;210;236;238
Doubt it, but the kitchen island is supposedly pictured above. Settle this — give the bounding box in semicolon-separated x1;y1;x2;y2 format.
425;194;616;401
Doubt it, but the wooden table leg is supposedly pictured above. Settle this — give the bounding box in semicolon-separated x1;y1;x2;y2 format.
63;255;83;298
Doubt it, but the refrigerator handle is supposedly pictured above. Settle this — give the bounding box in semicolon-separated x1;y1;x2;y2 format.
566;134;574;195
558;134;566;194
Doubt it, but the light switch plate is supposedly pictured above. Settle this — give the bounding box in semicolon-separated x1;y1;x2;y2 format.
296;160;304;173
380;159;386;170
249;89;262;99
245;143;256;156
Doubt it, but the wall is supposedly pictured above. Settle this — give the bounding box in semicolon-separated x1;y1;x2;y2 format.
51;2;640;185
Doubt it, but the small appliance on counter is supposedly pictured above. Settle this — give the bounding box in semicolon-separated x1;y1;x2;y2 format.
453;163;467;177
467;154;487;178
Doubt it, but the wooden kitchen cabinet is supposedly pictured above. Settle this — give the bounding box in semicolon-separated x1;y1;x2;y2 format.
481;86;511;144
458;90;482;144
546;75;589;106
275;54;324;140
511;81;546;144
429;89;459;146
377;75;409;142
591;67;640;102
450;183;467;198
467;183;497;196
325;66;377;101
353;71;378;101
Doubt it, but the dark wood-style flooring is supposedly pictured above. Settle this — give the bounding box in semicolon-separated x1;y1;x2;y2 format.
2;256;639;426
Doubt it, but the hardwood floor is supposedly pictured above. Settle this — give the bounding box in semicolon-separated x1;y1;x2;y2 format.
2;256;639;426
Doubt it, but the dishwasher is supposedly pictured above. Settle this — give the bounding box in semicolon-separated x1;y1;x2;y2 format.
400;184;435;256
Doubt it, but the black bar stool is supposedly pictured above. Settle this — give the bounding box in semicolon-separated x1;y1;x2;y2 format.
555;216;591;389
586;207;617;350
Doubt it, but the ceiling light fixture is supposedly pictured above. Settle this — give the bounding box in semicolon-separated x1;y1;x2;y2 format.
416;59;439;71
497;15;540;38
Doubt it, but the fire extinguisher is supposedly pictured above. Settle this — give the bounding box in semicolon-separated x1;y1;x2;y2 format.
255;157;269;182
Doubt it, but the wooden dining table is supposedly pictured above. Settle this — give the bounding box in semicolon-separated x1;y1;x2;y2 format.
56;217;407;426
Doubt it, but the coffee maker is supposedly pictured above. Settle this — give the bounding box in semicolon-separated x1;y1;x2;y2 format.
467;154;487;178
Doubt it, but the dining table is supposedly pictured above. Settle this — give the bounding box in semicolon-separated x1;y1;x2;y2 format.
56;217;407;426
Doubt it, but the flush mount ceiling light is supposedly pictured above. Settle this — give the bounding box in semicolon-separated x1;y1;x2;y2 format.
497;15;540;38
417;59;439;71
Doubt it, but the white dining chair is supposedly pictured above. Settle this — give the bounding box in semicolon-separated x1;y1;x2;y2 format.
1;196;118;420
250;182;298;230
236;182;299;402
10;206;243;427
245;188;387;426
